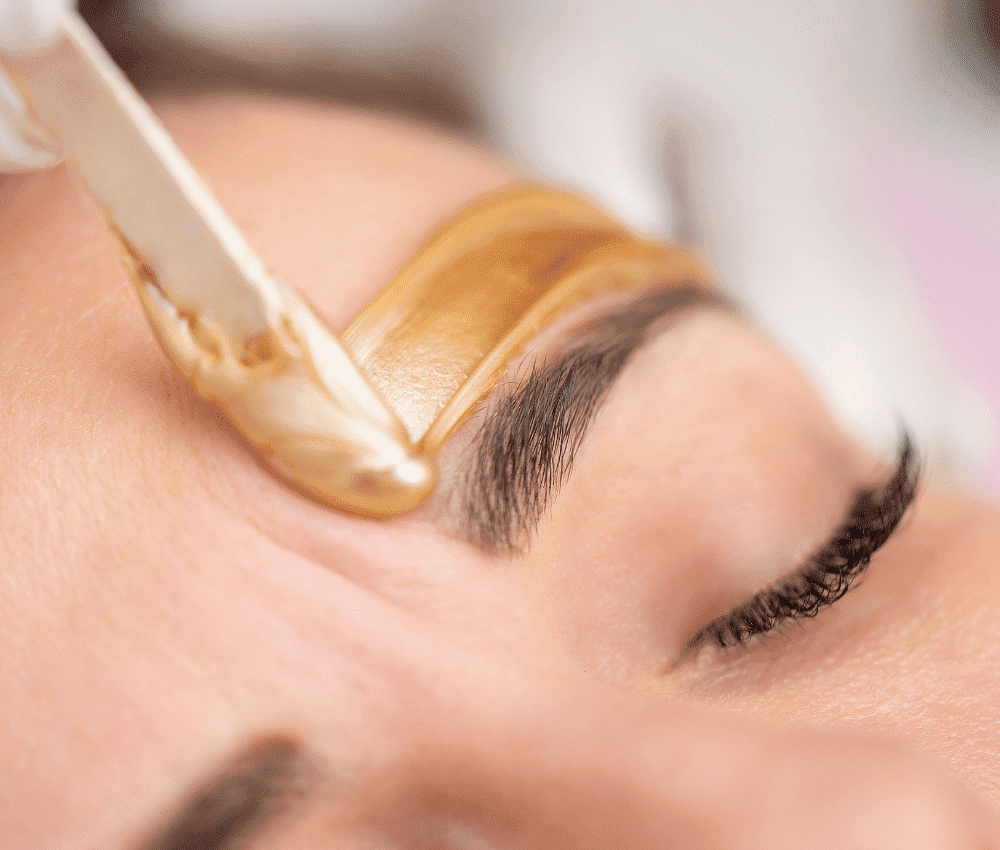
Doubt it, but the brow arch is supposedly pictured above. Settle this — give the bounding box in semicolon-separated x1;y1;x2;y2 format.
453;284;736;553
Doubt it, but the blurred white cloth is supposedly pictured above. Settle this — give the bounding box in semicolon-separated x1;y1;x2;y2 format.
0;0;67;51
0;0;69;170
138;0;1000;486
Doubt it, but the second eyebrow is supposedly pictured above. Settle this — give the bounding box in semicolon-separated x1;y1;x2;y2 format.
141;737;316;850
455;284;737;553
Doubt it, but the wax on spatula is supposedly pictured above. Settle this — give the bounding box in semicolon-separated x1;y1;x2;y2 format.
0;11;437;519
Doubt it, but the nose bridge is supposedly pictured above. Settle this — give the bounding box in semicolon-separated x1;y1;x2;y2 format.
283;627;1000;850
473;687;707;849
371;677;688;849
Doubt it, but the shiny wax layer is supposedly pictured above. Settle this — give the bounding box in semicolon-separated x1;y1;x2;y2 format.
344;183;712;452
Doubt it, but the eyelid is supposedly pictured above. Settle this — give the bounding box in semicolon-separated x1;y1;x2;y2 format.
683;432;920;654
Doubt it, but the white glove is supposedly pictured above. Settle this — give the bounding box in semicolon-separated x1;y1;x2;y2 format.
0;0;72;171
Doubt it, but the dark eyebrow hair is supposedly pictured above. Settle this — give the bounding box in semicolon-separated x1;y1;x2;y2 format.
139;736;317;850
453;283;737;553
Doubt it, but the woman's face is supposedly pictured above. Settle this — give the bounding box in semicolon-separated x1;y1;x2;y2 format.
2;93;1000;849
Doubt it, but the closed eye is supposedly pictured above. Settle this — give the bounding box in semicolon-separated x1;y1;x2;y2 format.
685;432;920;652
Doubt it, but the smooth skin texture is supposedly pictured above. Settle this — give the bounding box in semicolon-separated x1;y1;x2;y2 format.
1;92;999;849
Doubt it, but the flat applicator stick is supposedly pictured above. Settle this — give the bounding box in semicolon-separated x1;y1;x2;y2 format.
0;12;436;518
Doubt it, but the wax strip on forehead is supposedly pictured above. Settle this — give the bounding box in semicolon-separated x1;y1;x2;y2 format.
343;183;713;452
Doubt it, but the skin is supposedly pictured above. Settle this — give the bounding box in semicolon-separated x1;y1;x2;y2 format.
1;92;1000;849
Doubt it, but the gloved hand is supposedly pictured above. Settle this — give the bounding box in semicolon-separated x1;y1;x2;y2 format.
0;0;72;171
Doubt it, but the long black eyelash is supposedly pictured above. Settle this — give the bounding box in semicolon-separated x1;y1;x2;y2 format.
687;433;920;651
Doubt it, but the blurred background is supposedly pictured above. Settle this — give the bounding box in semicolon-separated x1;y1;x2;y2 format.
76;0;1000;491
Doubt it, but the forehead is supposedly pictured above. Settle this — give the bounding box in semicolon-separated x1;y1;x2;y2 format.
0;93;522;848
147;94;518;327
0;94;517;354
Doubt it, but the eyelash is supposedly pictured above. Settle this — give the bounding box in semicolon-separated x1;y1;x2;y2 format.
686;433;920;651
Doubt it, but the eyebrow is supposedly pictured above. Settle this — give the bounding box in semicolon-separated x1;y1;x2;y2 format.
453;283;737;553
139;736;317;850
